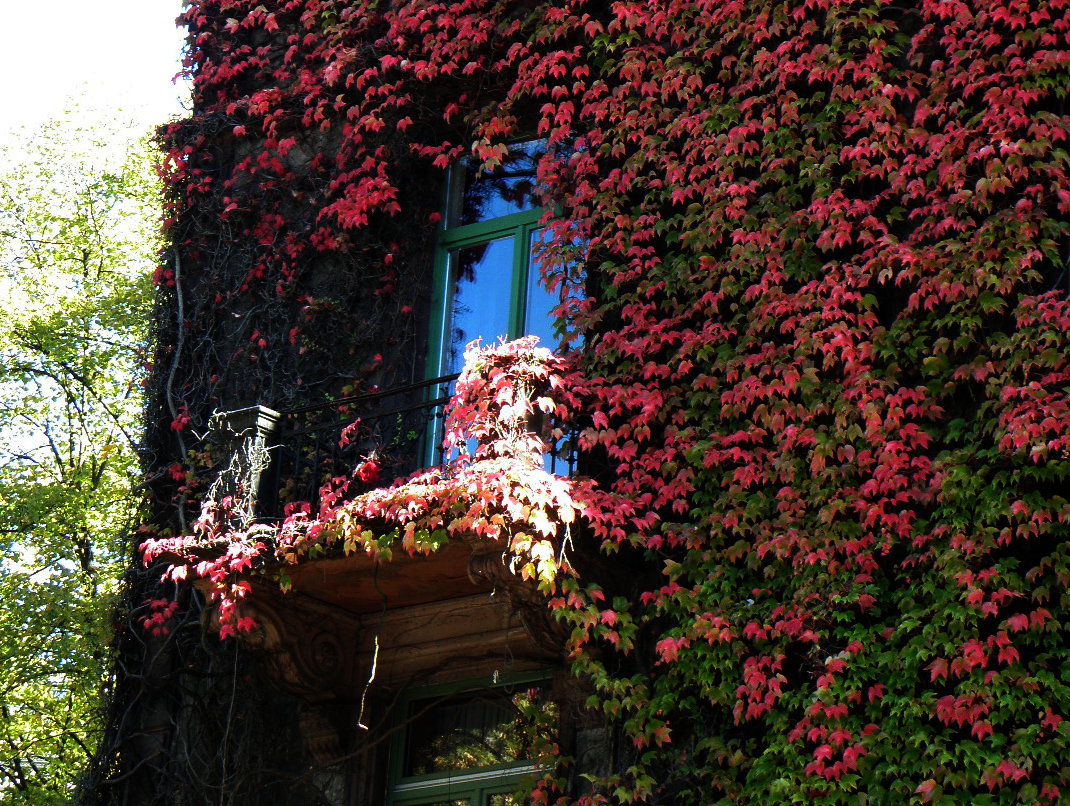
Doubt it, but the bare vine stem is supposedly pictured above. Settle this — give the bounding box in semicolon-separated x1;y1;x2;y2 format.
219;642;239;806
166;247;189;532
356;561;388;730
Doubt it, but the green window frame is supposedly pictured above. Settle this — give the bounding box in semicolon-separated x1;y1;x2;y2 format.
427;207;546;377
426;142;561;381
385;673;555;806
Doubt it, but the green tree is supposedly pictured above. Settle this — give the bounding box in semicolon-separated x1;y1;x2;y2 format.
0;110;158;805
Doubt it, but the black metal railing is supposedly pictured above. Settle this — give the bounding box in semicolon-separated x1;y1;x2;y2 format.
256;375;578;519
258;375;456;519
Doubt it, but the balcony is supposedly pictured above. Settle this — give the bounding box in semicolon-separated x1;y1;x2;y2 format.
195;372;575;709
154;342;584;726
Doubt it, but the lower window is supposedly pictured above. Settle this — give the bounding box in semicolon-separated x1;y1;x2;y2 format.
388;674;556;806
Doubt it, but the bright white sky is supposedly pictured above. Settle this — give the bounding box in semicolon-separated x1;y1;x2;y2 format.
0;0;188;141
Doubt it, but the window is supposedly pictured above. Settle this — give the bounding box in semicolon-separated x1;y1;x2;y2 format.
386;675;556;806
424;142;581;472
427;141;564;378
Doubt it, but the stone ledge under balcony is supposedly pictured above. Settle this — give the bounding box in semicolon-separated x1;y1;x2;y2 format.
197;540;559;704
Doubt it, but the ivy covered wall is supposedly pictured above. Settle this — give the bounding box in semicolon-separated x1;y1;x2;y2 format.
102;0;1070;804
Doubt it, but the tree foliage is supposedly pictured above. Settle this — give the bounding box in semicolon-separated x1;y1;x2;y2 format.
0;112;157;805
134;0;1070;803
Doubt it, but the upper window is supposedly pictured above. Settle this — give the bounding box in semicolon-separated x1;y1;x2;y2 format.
387;675;556;806
428;141;564;377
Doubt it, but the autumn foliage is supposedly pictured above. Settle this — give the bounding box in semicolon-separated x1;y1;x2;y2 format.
148;0;1070;803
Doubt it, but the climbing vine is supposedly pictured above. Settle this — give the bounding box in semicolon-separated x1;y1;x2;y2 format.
114;0;1070;804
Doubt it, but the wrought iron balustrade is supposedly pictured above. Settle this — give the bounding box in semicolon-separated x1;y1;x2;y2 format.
257;374;457;519
212;374;579;523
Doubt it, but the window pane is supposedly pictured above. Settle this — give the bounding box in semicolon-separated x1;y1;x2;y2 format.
403;685;552;777
488;793;519;806
523;229;583;475
453;141;545;225
446;238;514;374
525;228;585;352
523;229;560;351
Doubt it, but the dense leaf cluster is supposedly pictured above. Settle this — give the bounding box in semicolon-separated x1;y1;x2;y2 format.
143;0;1070;803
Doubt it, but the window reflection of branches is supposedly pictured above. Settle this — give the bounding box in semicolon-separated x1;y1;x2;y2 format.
429;139;583;468
448;142;544;228
405;685;553;775
389;679;556;806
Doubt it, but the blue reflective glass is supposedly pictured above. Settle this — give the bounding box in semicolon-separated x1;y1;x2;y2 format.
523;229;559;351
454;141;545;225
445;237;514;373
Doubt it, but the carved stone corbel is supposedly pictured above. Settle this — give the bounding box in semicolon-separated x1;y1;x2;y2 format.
465;549;566;654
217;591;362;703
466;550;516;588
201;588;362;771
